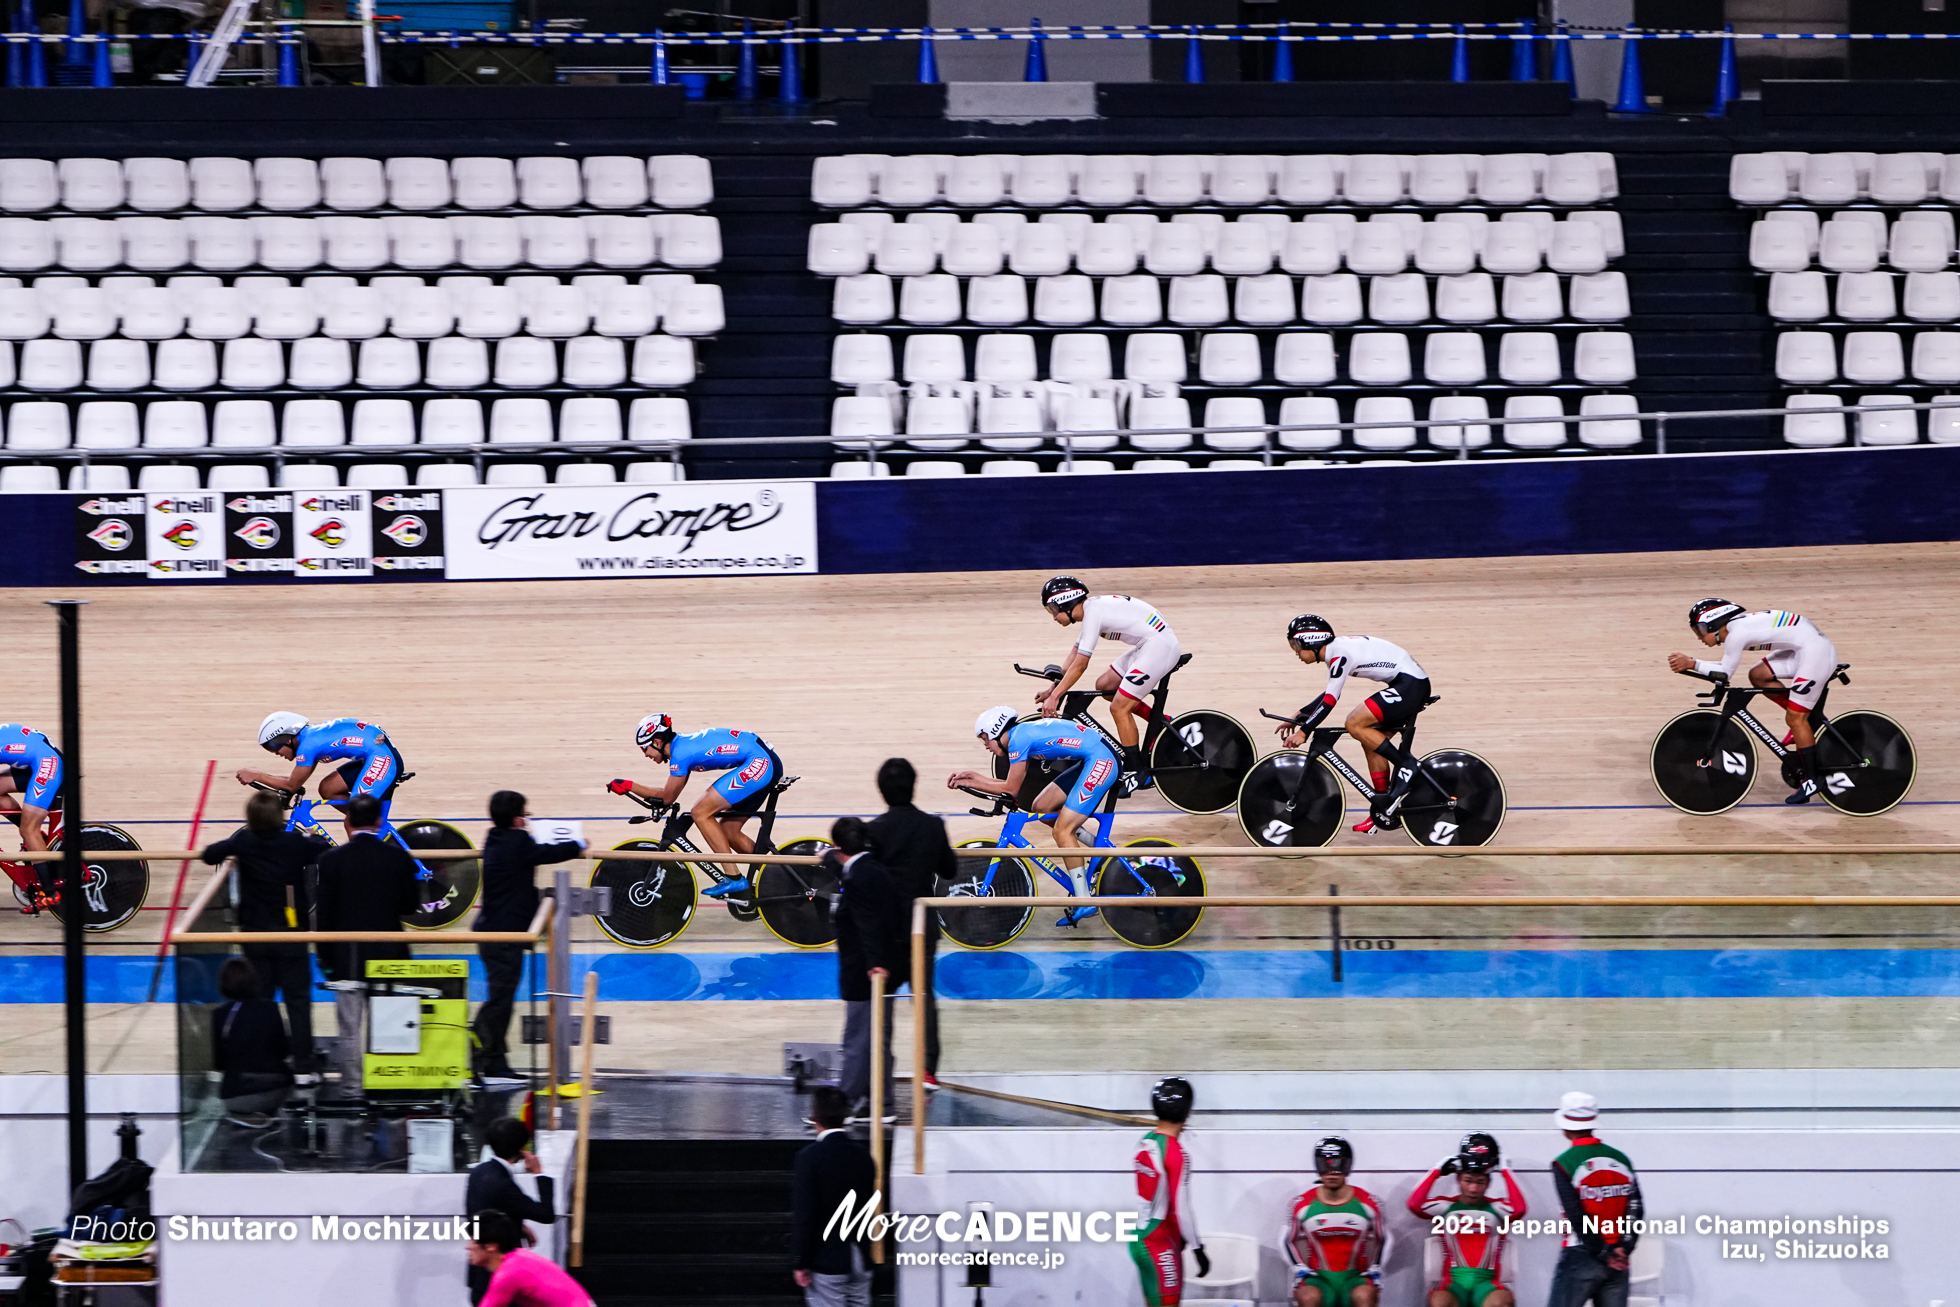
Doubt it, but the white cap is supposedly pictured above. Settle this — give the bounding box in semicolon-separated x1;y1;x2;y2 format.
1554;1090;1599;1131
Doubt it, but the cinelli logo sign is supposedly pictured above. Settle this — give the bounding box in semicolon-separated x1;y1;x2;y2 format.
474;489;786;554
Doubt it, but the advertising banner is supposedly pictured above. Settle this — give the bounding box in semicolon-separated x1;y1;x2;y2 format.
440;481;817;580
292;489;373;579
369;489;446;574
222;490;295;576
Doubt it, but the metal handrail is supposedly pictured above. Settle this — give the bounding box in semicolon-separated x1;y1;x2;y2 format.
4;397;1954;471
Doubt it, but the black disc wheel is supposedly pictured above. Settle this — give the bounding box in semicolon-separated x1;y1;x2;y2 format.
757;837;840;948
1651;710;1757;815
939;839;1035;950
1149;709;1256;815
396;820;481;930
1399;750;1507;848
46;823;147;933
591;841;698;949
1093;839;1205;949
1814;710;1916;816
1236;751;1344;852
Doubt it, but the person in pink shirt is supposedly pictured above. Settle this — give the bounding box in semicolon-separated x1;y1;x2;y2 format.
467;1210;595;1307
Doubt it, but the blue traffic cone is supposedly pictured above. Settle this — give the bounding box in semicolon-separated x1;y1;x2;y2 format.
778;34;800;102
26;6;45;86
1449;24;1468;82
277;24;301;85
650;28;668;83
1550;20;1573;87
735;18;757;99
62;0;85;65
1023;16;1046;82
90;31;110;84
1271;21;1291;82
1710;24;1738;116
1612;27;1649;113
916;24;937;83
1184;24;1203;82
7;1;26;86
1509;18;1535;81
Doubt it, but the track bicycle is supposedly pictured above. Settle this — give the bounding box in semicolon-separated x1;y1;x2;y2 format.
1236;698;1507;849
939;781;1207;950
590;781;838;949
1007;657;1255;815
2;803;148;933
1650;666;1914;816
249;781;481;929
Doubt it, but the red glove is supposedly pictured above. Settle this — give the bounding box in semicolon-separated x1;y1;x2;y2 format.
607;779;635;796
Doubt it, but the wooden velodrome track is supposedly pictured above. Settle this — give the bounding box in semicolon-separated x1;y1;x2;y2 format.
3;540;1957;1077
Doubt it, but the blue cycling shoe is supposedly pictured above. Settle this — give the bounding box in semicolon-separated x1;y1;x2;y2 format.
702;877;752;899
1056;905;1100;928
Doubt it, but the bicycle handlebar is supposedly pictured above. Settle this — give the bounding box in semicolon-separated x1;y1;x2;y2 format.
1014;663;1065;683
1260;708;1307;726
248;781;302;807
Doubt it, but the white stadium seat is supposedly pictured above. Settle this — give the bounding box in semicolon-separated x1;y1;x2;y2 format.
1578;393;1642;449
1841;330;1905;384
1273;333;1336;386
1502;394;1568;450
1729;154;1790;205
1352;395;1416;450
1775;331;1838;384
1428;395;1491;450
1573;332;1637;385
1423;332;1486;385
1768;271;1830;322
1783;393;1846;447
1497;331;1562;384
322;157;387;211
1856;394;1918;444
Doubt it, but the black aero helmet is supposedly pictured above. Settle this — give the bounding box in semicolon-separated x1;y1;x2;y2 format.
1688;598;1745;634
1287;614;1336;651
1457;1132;1500;1173
1313;1136;1354;1175
1150;1077;1194;1124
1042;575;1089;614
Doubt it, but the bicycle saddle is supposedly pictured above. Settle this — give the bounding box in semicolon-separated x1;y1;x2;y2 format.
770;775;802;794
1172;653;1194;672
1422;694;1441;707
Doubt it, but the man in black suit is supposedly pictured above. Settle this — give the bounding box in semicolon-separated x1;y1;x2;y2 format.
473;790;585;1086
313;794;421;1098
866;758;953;1089
199;791;330;1073
464;1116;558;1304
831;817;907;1121
791;1086;876;1306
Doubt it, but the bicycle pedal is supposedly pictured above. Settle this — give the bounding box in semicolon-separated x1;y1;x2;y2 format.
726;902;760;922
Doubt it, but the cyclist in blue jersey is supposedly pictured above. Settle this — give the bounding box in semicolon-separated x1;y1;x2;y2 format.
0;723;64;909
947;705;1122;900
610;713;782;897
237;711;409;822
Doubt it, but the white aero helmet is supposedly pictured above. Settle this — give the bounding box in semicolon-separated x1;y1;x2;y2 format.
635;712;676;748
258;711;308;749
974;705;1018;741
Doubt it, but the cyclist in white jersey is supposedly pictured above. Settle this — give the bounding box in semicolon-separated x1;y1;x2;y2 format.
1669;599;1839;805
1035;576;1181;792
1281;615;1432;833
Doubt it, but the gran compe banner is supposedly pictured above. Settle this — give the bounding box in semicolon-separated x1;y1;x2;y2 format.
439;481;817;580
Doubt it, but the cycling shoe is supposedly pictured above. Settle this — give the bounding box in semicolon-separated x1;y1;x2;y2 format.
702;877;753;899
1785;780;1817;806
